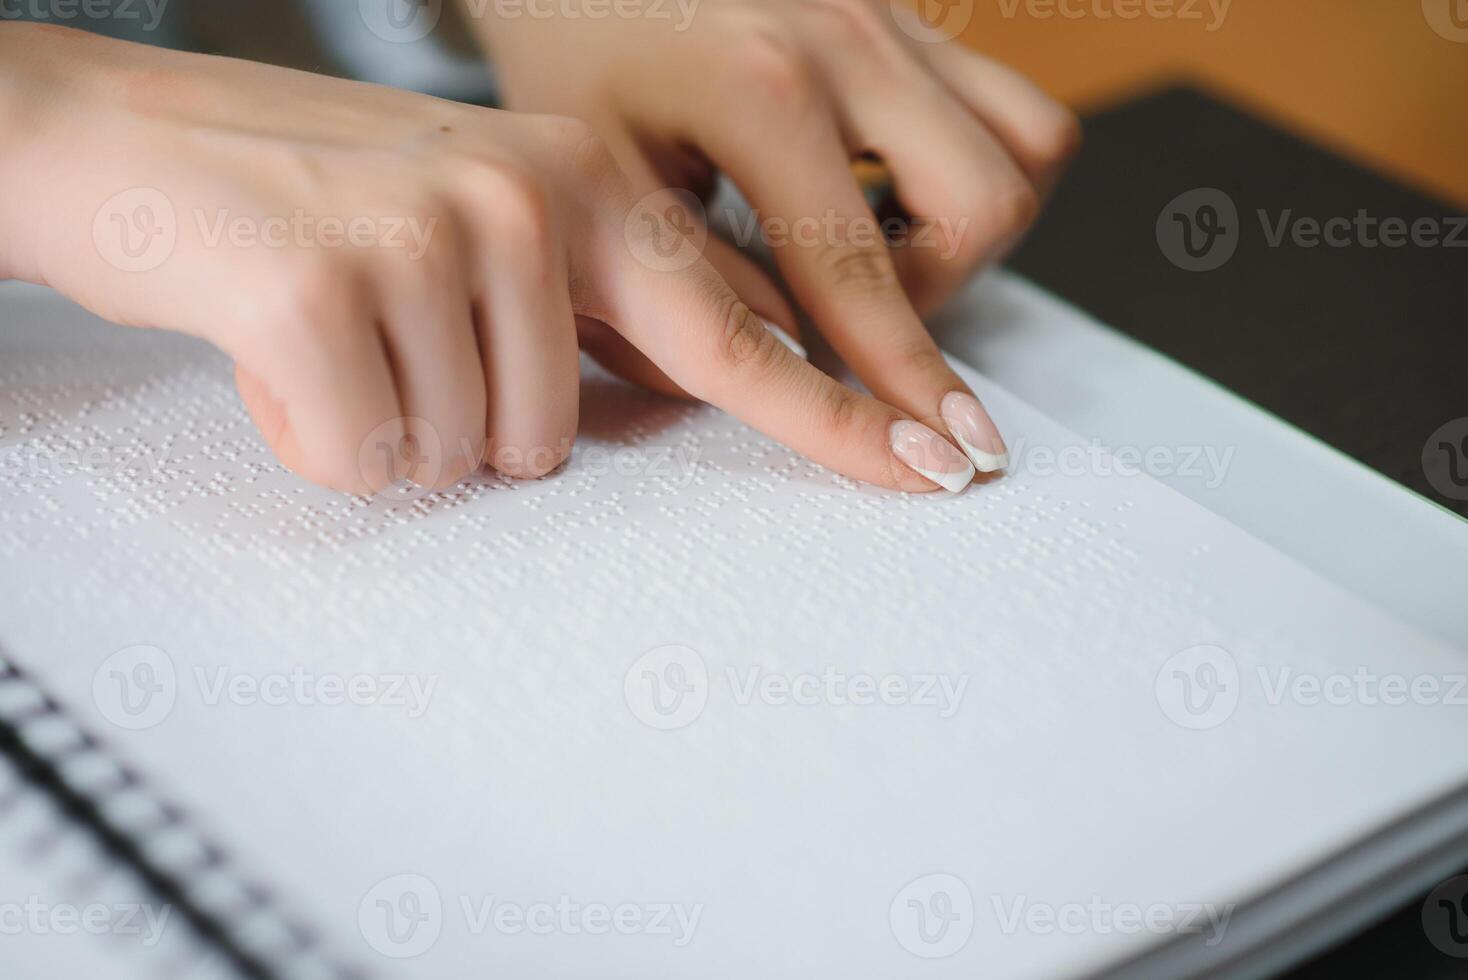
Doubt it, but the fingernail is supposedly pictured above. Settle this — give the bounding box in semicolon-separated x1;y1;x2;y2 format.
940;391;1009;473
888;420;975;494
761;318;807;360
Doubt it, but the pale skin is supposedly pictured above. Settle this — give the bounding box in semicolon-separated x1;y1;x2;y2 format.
0;7;1077;496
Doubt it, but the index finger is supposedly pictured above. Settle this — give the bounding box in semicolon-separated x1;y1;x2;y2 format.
599;193;975;494
699;113;1010;476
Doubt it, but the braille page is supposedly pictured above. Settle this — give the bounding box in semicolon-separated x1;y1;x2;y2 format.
2;279;1466;980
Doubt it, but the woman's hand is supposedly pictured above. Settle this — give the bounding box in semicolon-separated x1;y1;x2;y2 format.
469;0;1081;474
0;23;982;496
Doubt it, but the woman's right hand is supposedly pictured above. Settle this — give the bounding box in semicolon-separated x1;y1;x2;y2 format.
0;23;978;495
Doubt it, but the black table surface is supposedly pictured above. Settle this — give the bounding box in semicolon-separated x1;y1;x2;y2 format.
1008;83;1466;978
1010;84;1468;520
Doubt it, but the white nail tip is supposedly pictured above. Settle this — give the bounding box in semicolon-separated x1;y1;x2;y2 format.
952;431;1010;473
910;459;975;495
761;319;807;360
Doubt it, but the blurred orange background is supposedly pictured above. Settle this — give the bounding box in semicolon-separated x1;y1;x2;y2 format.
956;0;1468;207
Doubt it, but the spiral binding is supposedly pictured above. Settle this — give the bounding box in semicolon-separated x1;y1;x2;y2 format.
0;645;358;980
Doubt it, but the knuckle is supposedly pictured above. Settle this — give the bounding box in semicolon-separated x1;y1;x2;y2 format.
810;240;900;296
703;298;782;385
718;300;778;369
804;0;891;52
983;181;1041;240
923;213;981;268
808;381;892;464
456;155;557;249
820;382;864;441
260;254;360;334
396;208;461;270
894;339;951;380
1030;106;1083;171
724;23;818;107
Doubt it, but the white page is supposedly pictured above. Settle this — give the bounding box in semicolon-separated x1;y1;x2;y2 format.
1;281;1466;979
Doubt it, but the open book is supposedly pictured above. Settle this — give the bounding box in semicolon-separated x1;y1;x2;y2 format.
1;274;1465;979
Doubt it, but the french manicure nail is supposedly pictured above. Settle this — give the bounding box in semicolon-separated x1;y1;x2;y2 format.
761;318;807;360
940;391;1009;473
889;420;975;494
